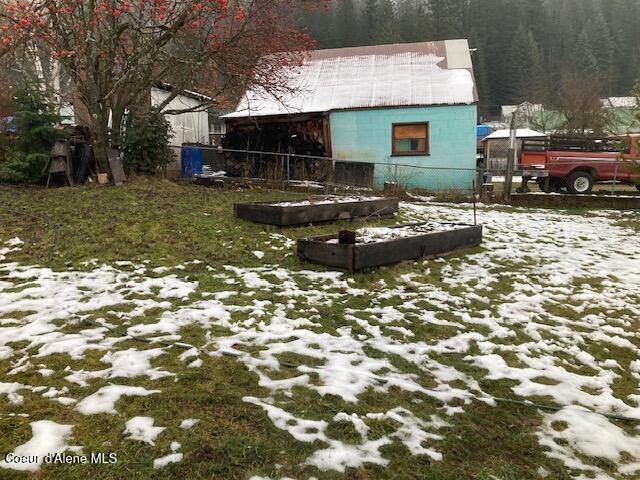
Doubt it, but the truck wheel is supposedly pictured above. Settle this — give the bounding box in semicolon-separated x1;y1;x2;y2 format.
636;184;640;192
566;171;594;194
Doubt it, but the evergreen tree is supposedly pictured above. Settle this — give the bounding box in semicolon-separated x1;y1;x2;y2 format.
298;5;337;49
360;0;379;45
376;0;399;44
572;30;600;81
0;82;65;183
470;37;491;114
336;0;360;47
586;8;614;92
427;0;465;39
14;85;62;156
396;0;429;43
506;25;546;104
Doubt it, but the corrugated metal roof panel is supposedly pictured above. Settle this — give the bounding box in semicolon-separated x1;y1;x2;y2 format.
484;129;546;140
225;39;477;119
602;97;637;108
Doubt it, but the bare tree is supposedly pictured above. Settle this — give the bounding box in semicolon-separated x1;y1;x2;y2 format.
552;70;613;137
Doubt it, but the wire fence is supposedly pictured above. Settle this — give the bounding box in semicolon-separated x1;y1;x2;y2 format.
168;145;640;198
170;145;490;196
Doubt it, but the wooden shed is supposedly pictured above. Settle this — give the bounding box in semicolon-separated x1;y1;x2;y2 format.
482;128;546;173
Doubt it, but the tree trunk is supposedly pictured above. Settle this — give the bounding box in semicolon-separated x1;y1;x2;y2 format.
110;106;126;149
88;107;111;174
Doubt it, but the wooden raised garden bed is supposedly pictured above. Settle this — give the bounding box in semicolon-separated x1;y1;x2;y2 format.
297;222;483;271
234;196;399;227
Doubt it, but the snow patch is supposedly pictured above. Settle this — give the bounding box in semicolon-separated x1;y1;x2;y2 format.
123;417;165;445
76;385;160;415
180;418;199;429
153;453;183;469
0;420;79;472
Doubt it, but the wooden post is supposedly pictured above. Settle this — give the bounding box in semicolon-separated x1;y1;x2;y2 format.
472;181;477;225
504;113;519;202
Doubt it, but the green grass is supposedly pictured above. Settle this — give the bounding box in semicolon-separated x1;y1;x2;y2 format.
0;178;638;480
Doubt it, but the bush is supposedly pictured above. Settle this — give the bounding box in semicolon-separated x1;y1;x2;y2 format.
122;112;173;174
0;151;49;183
14;85;64;156
0;82;66;183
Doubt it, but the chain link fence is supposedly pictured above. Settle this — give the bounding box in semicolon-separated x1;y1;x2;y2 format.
179;145;487;197
170;144;639;198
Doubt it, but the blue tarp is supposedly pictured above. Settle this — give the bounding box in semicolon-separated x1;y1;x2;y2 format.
477;125;492;139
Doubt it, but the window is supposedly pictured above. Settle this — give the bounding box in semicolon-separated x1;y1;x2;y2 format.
210;122;226;135
392;123;429;156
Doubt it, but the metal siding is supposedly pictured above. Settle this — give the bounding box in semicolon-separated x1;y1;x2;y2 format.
226;40;478;119
329;105;477;191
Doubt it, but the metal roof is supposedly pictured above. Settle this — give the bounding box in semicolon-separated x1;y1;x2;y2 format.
225;39;478;119
484;129;546;140
602;97;637;109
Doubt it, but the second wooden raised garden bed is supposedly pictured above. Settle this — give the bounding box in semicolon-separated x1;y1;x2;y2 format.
234;196;399;227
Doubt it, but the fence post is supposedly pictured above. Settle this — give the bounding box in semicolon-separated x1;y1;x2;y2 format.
286;154;290;183
504;106;522;203
472;180;477;225
504;147;516;202
612;161;619;196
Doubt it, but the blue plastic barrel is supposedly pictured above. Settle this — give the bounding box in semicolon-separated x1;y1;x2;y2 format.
181;145;204;178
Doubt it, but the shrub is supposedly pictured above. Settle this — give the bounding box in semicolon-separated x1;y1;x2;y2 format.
0;150;49;183
0;82;65;183
122;112;173;174
16;88;63;149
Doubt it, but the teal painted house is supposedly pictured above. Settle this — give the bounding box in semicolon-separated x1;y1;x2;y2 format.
225;40;478;191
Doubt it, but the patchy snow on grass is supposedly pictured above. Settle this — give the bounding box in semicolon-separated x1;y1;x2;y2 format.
538;407;640;478
75;385;160;415
267;233;296;251
4;237;24;247
200;203;639;476
179;418;199;429
0;260;197;362
123;416;166;445
0;420;79;472
153;452;183;469
0;381;27;405
101;348;173;380
1;202;640;478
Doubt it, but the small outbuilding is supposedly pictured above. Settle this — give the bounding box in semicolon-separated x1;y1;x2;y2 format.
224;39;479;191
151;86;211;146
482;128;546;173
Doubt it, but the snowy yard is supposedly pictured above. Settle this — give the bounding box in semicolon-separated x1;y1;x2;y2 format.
0;181;639;479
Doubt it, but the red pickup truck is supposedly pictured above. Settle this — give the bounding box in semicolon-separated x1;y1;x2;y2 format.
521;135;640;194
